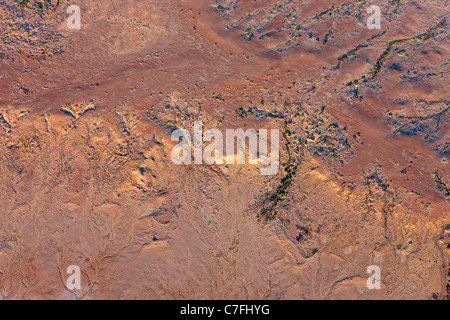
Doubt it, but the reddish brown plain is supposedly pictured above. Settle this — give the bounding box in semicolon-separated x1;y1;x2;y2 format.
0;0;449;299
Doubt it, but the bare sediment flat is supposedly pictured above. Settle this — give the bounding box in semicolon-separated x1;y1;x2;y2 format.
0;0;449;299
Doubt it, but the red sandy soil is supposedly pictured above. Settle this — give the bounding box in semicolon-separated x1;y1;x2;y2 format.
0;0;448;299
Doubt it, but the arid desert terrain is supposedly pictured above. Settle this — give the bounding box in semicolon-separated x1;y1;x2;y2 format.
0;0;449;299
